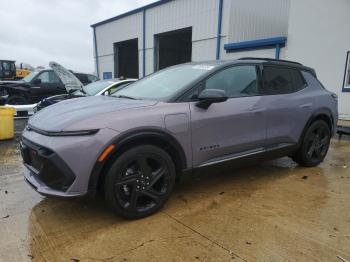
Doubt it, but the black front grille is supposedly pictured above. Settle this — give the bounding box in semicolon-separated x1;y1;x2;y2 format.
20;138;75;191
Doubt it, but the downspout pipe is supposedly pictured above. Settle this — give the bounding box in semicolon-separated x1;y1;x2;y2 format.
93;27;99;77
216;0;224;60
275;44;281;59
142;9;146;77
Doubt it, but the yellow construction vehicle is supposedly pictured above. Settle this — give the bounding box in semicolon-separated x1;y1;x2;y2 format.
0;61;32;80
16;63;31;79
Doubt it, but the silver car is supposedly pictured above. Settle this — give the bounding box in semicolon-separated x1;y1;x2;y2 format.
20;58;338;219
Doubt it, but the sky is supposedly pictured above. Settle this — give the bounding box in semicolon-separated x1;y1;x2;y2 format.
0;0;157;74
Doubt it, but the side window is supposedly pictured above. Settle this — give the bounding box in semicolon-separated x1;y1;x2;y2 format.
290;69;306;91
88;74;98;83
36;72;50;83
108;82;130;95
302;70;325;90
75;73;89;85
36;71;61;84
261;66;306;95
49;71;61;83
204;65;259;97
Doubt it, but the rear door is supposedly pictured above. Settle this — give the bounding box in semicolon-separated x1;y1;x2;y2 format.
190;64;267;167
260;65;314;146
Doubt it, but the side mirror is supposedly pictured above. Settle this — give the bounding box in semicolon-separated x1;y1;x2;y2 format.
32;78;41;85
196;89;228;109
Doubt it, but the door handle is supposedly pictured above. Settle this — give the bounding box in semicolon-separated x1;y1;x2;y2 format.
299;103;312;108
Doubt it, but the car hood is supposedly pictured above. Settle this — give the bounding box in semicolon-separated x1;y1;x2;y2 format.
49;61;83;93
40;92;86;104
29;95;157;132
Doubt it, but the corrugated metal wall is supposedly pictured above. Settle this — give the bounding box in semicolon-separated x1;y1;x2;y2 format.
95;12;143;78
221;0;290;60
145;0;218;74
227;0;290;43
94;0;290;78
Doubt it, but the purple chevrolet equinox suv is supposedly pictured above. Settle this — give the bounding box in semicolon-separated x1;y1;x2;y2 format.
21;58;338;219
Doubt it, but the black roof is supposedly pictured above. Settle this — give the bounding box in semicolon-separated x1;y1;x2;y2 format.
184;58;316;76
238;57;302;66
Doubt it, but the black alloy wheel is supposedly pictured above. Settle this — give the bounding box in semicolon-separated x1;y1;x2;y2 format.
293;120;331;167
104;145;176;219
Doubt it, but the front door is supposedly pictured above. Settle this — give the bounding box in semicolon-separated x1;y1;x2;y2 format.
190;65;267;167
30;71;65;101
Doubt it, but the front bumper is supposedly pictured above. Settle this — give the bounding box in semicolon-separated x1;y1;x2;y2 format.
21;127;120;197
20;138;77;195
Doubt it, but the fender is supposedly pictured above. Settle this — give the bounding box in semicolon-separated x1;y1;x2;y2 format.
298;107;335;145
87;128;187;197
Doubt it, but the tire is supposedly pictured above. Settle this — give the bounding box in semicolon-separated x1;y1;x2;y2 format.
6;95;29;105
292;120;331;167
104;145;176;219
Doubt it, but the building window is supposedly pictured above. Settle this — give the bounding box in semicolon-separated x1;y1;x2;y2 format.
343;51;350;92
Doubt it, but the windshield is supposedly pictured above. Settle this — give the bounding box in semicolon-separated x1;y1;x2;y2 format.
83;81;114;96
22;71;39;83
113;64;214;101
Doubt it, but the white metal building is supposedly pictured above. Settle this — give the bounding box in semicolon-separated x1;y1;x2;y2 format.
91;0;350;119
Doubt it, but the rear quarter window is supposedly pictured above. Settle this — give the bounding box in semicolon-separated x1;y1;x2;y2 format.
261;66;306;95
301;70;325;90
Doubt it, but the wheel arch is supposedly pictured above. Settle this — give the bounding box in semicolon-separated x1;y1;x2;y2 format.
88;129;187;197
299;108;335;145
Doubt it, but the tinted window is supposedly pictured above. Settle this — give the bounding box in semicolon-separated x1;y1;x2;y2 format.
291;69;306;90
87;74;98;83
204;65;259;97
74;73;89;85
36;71;61;84
262;66;305;95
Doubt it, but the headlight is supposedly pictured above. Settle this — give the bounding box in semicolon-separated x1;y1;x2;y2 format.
27;125;99;136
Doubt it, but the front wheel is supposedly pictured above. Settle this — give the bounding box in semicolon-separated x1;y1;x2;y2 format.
292;120;331;167
104;145;176;219
6;95;29;105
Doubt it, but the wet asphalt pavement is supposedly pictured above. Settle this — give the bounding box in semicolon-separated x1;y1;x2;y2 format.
1;120;350;261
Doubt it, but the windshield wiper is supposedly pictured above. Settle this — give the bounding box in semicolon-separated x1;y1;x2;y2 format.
115;95;137;100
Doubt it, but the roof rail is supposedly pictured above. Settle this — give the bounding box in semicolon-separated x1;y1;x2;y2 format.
238;57;302;66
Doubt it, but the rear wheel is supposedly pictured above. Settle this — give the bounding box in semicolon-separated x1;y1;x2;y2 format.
104;145;176;219
292;120;331;167
6;95;29;105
